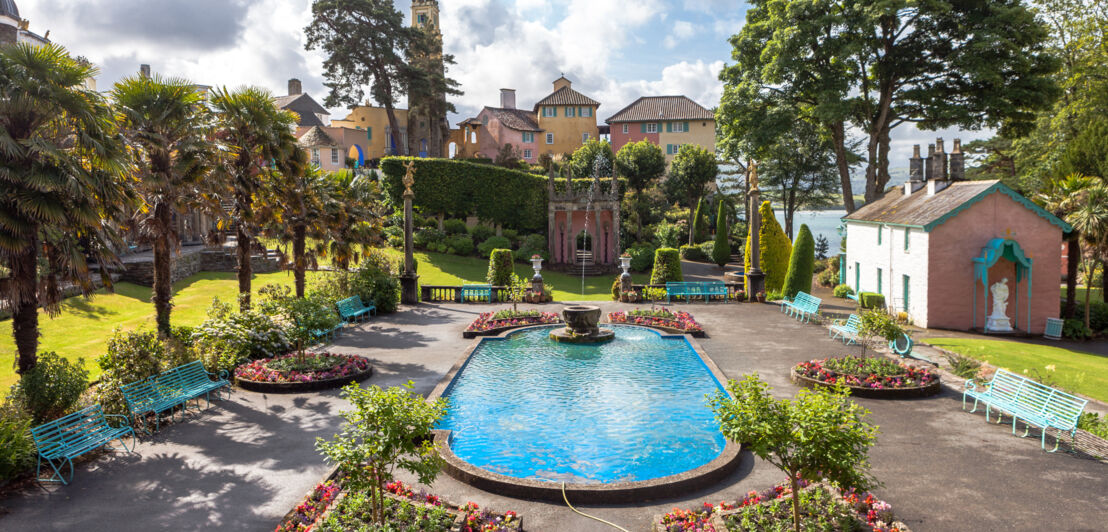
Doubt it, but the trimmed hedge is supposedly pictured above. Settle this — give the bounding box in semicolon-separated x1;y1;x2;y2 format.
381;157;624;232
478;235;511;257
859;291;886;309
680;244;708;262
650;248;683;284
833;284;855;298
627;242;656;272
487;249;514;286
782;224;815;299
744;201;792;293
712;201;730;267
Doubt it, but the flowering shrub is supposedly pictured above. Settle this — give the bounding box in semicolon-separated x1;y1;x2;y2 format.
385;481;522;531
194;298;290;373
465;310;560;333
608;309;704;333
275;480;341;532
658;506;715;531
235;353;370;383
794;356;938;389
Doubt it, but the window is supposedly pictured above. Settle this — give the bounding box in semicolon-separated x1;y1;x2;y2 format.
481;115;489;125
331;148;339;165
877;226;883;245
877;268;883;295
904;229;910;251
469;132;476;143
542;107;556;117
902;275;910;311
522;132;534;143
670;122;686;133
622;124;628;134
566;106;576;117
311;148;320;165
523;149;532;159
546;133;554;144
582;133;589;142
646;123;658;133
417;14;427;24
581;107;592;117
366;127;372;140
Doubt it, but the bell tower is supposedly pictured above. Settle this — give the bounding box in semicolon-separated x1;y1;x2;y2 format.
411;0;439;34
407;0;448;158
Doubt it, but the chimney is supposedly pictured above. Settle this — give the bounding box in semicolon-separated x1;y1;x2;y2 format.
933;137;948;180
500;88;516;109
909;144;924;182
288;78;302;96
139;64;151;79
924;144;935;180
949;138;965;181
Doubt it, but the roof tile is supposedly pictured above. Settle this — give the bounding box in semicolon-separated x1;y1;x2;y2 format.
605;95;714;123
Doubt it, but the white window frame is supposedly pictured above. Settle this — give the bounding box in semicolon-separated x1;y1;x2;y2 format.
542;107;555;117
523;149;532;159
646;123;658;133
522;132;533;143
582;107;592;117
582;133;589;142
331;148;339;165
546;133;554;144
566;106;576;117
311;148;320;165
622;124;628;134
672;122;686;133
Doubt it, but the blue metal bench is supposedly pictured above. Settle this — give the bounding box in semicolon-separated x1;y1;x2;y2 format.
829;314;862;344
963;368;1088;452
781;292;821;322
30;404;135;485
336;296;376;322
460;284;493;303
311;321;344;343
121;361;230;432
665;281;727;303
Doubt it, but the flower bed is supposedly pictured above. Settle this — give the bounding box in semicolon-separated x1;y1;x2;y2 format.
463;310;562;338
653;479;910;532
235;352;373;393
275;480;341;532
792;355;941;398
607;309;705;337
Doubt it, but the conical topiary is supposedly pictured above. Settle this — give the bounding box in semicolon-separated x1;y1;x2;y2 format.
744;201;792;293
712;200;730;267
782;224;815;299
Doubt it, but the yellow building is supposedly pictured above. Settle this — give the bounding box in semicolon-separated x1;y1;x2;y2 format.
533;76;600;157
331;105;410;160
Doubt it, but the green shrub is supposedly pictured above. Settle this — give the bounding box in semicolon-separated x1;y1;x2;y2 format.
501;228;519;243
653;220;684;248
818;265;840;287
857;292;885;309
650;248;683;284
1078;412;1108;439
693;198;709;242
351;262;401;314
487;249;514;286
469;224;495;242
513;233;548;262
1063;318;1092;340
943;352;983;379
0;402;35;482
680;244;708;262
7;352;89;424
611;277;622;301
193;299;291;374
627;242;656;272
744;201;792;293
413;228;444;250
712;201;730;267
96;329;173;415
833;284;855;298
445;234;474;255
258;285;342;354
443;218;468;235
782;224;816;299
478;236;512;257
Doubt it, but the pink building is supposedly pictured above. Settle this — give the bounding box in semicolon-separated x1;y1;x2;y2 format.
472;89;542;163
843;139;1071;334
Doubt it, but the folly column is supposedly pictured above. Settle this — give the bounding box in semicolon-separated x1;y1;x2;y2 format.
400;161;420;304
746;160;766;299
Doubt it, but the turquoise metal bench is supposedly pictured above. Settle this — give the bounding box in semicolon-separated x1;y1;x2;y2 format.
460;284;493;303
665;281;727;303
829;314;862;344
30;404;135;485
121;361;230;432
1044;317;1064;340
963;368;1088;452
781;292;821;322
311;321;344;343
336;296;376;322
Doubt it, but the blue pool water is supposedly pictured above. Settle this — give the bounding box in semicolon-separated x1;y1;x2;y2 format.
439;325;727;483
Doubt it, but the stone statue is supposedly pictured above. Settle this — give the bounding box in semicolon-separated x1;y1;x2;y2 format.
748;159;759;191
402;160;416;198
985;278;1013;333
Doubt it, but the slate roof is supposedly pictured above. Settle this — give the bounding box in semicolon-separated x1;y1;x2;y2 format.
533;86;600;110
483;107;542;132
274;93;330;127
0;0;19;19
605;95;714;123
457;117;482;127
297;126;338;147
844;180;1072;233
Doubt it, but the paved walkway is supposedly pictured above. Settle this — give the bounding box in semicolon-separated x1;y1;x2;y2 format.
2;301;1106;531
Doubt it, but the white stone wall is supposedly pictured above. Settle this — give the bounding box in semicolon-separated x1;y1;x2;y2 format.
844;222;930;326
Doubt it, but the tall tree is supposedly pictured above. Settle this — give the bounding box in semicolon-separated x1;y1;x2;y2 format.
406;25;463;157
1064;181;1108;330
0;43;132;374
306;0;414;156
759;120;839;239
112;74;216;337
614;139;667;195
324;169;385;271
1036;174;1094;319
567;138;614;178
211;87;300;310
665;145;719;245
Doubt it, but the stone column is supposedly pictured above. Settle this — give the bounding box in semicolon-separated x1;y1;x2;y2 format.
746;160;766;299
400;163;420;305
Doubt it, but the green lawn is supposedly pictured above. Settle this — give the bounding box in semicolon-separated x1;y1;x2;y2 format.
412;250;614;302
927;337;1108;403
1061;285;1104;304
0;271;309;389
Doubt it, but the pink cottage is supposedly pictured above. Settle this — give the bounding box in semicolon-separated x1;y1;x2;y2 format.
842;139;1072;334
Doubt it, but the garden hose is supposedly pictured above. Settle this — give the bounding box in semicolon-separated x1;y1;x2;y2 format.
561;482;630;532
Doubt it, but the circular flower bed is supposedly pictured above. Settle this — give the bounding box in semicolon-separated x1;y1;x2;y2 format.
235;352;373;393
463;310;561;338
607;309;705;337
792;355;940;398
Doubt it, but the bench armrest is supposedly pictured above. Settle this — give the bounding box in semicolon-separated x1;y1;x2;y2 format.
104;414;133;428
964;379;977;392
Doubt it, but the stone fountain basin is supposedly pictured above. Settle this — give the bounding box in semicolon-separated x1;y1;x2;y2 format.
551;305;615;344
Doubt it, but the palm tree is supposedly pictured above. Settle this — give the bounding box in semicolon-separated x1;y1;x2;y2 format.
0;43;132;374
1037;174;1096;319
112;74;216;337
257;154;333;298
323;169;384;271
1065;182;1108;330
210;87;300;310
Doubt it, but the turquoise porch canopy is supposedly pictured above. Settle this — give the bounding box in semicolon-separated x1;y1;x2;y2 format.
972;238;1033;332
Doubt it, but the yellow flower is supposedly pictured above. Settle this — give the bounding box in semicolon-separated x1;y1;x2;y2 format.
1045;364;1056;372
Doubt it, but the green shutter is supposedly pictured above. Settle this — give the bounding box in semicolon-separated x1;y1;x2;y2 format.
666;122;672;133
684;121;689;131
657;122;663;132
552;107;557;117
367;127;372;140
640;123;646;133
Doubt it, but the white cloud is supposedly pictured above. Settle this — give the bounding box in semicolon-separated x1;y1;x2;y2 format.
598;60;725;116
663;20;696;49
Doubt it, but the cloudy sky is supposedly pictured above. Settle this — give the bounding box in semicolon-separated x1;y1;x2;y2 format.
24;0;988;169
